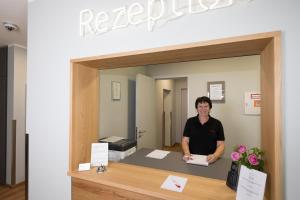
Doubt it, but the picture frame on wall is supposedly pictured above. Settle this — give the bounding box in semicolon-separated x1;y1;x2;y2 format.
111;81;121;100
207;81;225;103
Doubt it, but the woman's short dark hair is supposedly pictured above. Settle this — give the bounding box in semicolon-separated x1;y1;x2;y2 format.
195;96;212;109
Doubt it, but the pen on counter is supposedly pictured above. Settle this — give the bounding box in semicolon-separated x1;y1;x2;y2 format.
172;179;181;188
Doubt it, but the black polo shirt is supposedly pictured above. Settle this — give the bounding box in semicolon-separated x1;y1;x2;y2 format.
183;115;225;155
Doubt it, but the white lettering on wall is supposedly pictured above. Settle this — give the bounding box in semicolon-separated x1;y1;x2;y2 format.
128;3;145;25
210;0;233;9
79;0;251;37
148;0;165;31
189;0;208;14
79;9;94;36
95;12;109;34
112;7;129;30
171;0;184;18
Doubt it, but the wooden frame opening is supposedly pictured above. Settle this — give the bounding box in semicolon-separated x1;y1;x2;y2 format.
70;31;282;200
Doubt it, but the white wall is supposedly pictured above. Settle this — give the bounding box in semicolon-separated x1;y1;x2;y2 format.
148;56;261;158
99;67;147;139
27;0;300;199
6;45;26;184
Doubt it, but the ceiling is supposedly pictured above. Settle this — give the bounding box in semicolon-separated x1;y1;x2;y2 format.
0;0;27;47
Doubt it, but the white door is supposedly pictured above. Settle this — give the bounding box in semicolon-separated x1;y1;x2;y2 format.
136;74;156;149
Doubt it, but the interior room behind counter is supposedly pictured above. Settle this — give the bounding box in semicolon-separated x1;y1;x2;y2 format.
99;55;261;158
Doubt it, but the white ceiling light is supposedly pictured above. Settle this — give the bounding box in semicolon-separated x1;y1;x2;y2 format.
2;22;19;31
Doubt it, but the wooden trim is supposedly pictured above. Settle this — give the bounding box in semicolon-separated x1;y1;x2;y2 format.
70;31;282;199
261;39;274;200
73;32;277;64
72;177;163;200
70;64;99;172
71;31;280;69
11;120;16;185
260;33;282;200
273;34;283;200
69;62;74;173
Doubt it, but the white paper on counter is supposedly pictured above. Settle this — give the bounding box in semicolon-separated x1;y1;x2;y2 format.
146;149;170;159
161;175;187;192
186;154;209;166
78;163;91;171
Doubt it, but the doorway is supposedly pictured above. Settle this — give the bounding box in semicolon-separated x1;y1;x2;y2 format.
163;89;172;147
159;78;188;151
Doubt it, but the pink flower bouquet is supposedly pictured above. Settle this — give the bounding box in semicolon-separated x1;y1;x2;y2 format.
230;145;264;171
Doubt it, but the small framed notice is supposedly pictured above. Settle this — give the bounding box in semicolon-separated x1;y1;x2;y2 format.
91;143;108;167
111;81;121;100
207;81;225;103
244;92;261;115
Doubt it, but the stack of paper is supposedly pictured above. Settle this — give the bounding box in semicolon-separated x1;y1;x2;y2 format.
186;154;209;166
161;175;187;192
146;149;170;159
100;136;124;143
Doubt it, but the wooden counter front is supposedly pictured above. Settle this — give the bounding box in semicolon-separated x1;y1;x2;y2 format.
70;162;236;200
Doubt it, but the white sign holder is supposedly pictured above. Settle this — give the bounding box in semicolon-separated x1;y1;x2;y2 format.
236;165;267;200
91;143;108;173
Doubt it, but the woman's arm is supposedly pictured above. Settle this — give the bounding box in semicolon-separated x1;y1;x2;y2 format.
207;141;225;163
181;136;191;161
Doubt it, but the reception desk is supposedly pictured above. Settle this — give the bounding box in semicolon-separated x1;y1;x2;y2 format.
70;149;236;200
121;148;232;180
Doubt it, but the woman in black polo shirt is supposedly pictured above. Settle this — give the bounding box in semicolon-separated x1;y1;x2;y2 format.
181;96;225;164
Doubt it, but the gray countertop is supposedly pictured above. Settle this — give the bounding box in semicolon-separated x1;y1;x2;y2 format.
120;148;232;180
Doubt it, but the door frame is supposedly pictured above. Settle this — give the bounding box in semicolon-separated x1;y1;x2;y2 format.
180;88;188;143
0;46;8;185
70;31;282;200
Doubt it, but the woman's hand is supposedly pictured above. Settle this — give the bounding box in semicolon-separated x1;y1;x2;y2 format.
207;154;217;164
182;154;191;161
